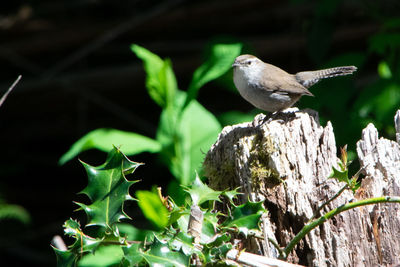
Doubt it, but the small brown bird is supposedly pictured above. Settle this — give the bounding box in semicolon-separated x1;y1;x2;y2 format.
232;54;357;112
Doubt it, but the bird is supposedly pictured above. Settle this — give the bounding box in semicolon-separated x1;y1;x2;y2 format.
232;54;357;112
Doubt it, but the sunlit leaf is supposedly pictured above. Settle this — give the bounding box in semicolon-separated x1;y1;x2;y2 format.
184;43;242;108
59;128;161;165
378;61;392;79
131;44;177;109
203;233;232;263
185;174;222;205
157;92;221;185
78;245;123;267
222;201;265;236
141;236;189;267
329;165;349;184
136;190;169;230
223;188;242;203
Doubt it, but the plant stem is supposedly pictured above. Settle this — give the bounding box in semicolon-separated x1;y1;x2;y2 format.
283;196;400;259
308;184;348;223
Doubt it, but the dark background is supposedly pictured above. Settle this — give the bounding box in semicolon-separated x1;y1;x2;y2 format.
0;0;399;266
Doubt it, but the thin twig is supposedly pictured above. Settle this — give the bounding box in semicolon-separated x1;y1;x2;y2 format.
0;75;21;107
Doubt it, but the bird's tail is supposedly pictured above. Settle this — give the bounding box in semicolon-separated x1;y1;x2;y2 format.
295;66;357;88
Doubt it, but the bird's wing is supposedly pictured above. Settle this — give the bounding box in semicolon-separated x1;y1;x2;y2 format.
258;63;314;96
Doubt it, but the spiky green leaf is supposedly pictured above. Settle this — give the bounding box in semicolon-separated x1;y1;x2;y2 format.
141;236;189;267
53;248;77;267
223;187;242;203
122;243;144;266
222;201;265;236
329;165;350;184
63;219;103;254
203;233;232;263
78;147;141;227
185;174;222;205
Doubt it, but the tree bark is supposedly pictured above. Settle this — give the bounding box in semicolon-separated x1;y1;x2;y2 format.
203;109;400;266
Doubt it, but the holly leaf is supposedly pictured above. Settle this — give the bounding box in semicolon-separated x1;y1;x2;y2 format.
223;187;242;203
184;174;222;205
329;165;350;184
141;236;189;267
201;211;220;243
53;218;103;266
203;233;232;263
222;201;265;236
77;147;141;228
53;248;76;267
122;243;144;266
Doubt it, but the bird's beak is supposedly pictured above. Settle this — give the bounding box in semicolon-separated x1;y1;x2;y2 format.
232;61;239;67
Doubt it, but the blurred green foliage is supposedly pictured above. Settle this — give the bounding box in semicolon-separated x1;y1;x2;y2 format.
295;1;400;160
60;43;242;189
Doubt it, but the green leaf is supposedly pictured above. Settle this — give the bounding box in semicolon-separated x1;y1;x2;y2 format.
164;228;202;258
0;203;30;224
157;92;221;185
378;61;392;79
177;101;221;185
59;128;161;165
77;147;141;228
53;248;77;267
201;211;220;243
141;236;189;267
136;189;169;230
122;243;144;266
117;223;154;242
78;245;124;267
55;219;103;266
222;188;242;203
185;174;222;205
329;165;350;184
203;233;232;263
184;43;242;108
222;201;265;236
131;44;177;109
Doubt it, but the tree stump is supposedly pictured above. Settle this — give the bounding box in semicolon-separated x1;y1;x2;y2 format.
203;109;400;266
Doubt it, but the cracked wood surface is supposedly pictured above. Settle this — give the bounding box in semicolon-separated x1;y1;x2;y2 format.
203;109;400;266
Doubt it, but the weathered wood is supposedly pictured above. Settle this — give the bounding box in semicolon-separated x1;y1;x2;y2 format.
203;109;400;266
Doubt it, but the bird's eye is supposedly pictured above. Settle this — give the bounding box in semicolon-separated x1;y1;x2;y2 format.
246;61;252;65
